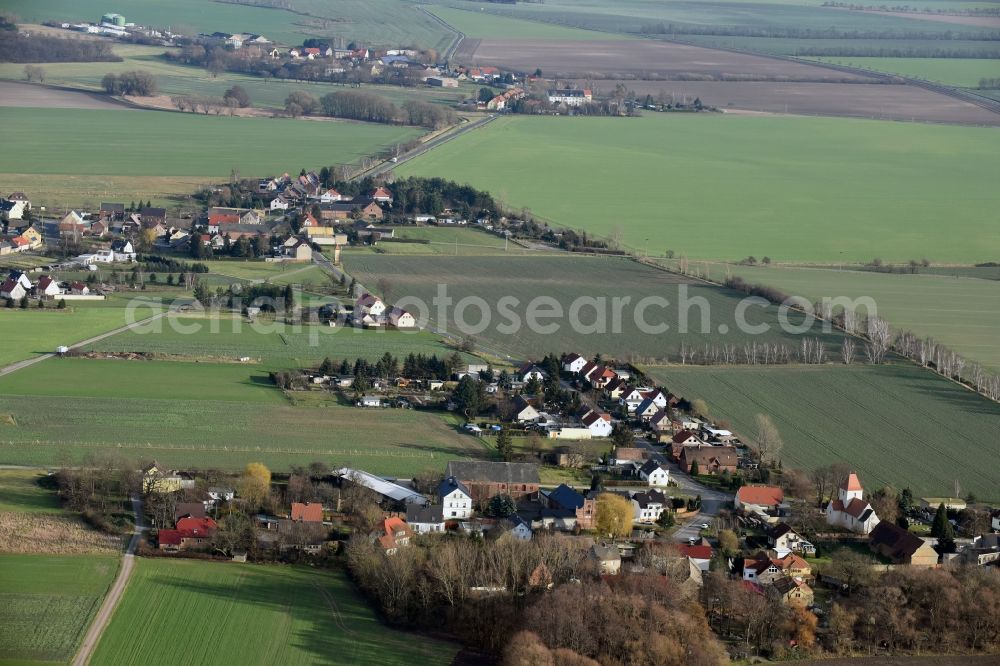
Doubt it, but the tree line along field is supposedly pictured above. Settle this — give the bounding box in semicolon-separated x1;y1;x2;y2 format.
0;44;474;113
0;108;420;178
0;554;119;665
645;363;1000;501
0;357;486;475
343;253;845;361
5;0;455;50
812;57;1000;88
687;262;1000;372
90;558;458;666
397;114;1000;264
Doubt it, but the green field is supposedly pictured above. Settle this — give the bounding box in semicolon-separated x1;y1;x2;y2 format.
398;114;1000;263
0;44;473;111
645;363;1000;500
814;57;1000;88
427;5;619;40
91;558;458;666
357;226;543;256
689;263;1000;371
0;469;60;514
83;316;467;368
7;0;454;48
0;107;420;178
0;554;118;665
0;301;158;368
0;356;485;474
343;254;844;360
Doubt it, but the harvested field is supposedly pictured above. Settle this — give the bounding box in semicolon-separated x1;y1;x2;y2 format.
576;78;1000;125
0;81;132;110
0;513;123;555
455;38;876;81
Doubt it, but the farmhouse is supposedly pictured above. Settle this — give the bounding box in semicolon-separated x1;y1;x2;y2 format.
825;472;880;534
406;503;446;533
439;476;473;519
387;306;416;329
869;521;938;567
735;486;785;514
545;484;596;529
444;461;540;503
377;517;413;555
291;502;324;523
336;468;428;508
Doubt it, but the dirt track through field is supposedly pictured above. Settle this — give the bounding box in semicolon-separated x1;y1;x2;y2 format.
0;81;133;110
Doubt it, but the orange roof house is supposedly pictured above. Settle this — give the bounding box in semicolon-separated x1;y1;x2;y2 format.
291;502;324;523
735;486;785;510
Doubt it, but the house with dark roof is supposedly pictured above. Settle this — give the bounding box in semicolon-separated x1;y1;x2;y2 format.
511;394;540;423
444;461;540;503
869;521;938;567
669;429;701;459
631;489;667;523
174;502;207;522
99;202;125;222
768;523;816;556
825;472;880;534
679;443;738;475
545;483;595;529
639;459;670;487
406;503;445;533
769;575;814;607
140;207;166;225
438;476;473;519
562;352;587;374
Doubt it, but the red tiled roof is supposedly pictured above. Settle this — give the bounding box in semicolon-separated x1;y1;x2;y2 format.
841;472;863;492
676;544;713;560
175;516;217;537
158;529;183;546
737;485;785;507
291;502;323;522
209;213;240;226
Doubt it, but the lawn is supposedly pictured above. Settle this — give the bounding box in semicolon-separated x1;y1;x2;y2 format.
0;356;485;475
0;553;118;665
644;363;1000;501
0;469;60;514
397;114;1000;264
343;253;845;360
0;302;155;368
91;559;458;666
0;108;420;178
813;57;1000;88
687;262;1000;371
82;315;469;368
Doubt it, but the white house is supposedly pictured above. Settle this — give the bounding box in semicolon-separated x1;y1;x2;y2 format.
562;353;588;374
110;239;136;262
359;396;382;408
632;489;667;523
512;395;540;423
635;398;661;421
439;476;473;519
580;410;613;437
768;523;816;556
639;460;671;487
825;472;880;534
517;363;546;383
208;487;236;502
356;293;386;317
1;271;31;300
547;88;592;106
388;306;416;329
269;195;290;211
406;503;446;534
505;515;533;541
35;276;61;297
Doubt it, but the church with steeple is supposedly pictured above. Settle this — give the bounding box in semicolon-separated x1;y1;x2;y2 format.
825;472;880;534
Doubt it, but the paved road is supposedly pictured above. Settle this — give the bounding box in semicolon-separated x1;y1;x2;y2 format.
0;308;171;379
72;496;145;666
668;460;733;543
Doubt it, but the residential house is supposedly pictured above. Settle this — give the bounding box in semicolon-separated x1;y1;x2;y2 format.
648;410;672;439
604;377;628;400
158;517;217;552
869;521;938;567
770;575;814;607
110;239;136;262
208;487;235;502
743;552;811;584
634;398;660;422
512;395;540;423
269;195;290;211
282;237;313;262
501;515;533;541
371;187;393;203
590;544;622;575
675;543;713;572
17;226;42;249
825;472;880;534
318;188;344;203
639;460;671;487
670;430;702;459
679;444;739;475
444;461;540;503
587;366;617;389
610;447;645;467
406;503;446;533
1;271;31;300
291;502;324;523
6;192;30;207
141;461;188;494
632;489;667;523
767;523;816;556
621;387;648;413
580;410;613;437
355;293;386;317
69;282;90;295
0;199;27;221
35;275;61;298
735;486;785;514
517;363;546;383
59;211;86;235
546;484;595;530
562;352;587;374
387;306;416;329
439;476;474;519
962;534;1000;567
377;516;413;555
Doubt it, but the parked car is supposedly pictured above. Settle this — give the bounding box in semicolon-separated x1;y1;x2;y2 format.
463;424;483;434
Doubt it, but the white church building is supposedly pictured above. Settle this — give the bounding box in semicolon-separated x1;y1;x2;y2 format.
825;472;880;534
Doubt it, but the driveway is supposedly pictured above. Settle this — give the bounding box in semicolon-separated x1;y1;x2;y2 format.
72;496;145;666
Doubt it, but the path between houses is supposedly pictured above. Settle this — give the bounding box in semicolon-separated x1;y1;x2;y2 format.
0;308;171;379
72;496;146;666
